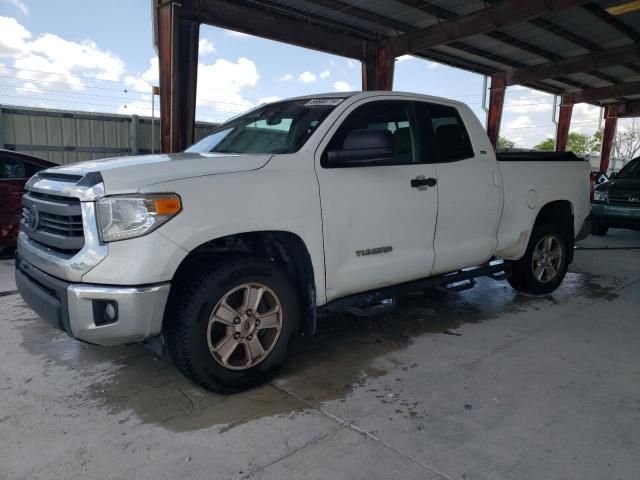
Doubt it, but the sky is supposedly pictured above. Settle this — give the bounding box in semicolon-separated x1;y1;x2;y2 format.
0;0;612;148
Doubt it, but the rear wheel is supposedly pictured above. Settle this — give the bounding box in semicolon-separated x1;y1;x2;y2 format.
508;223;568;295
591;222;609;236
165;256;300;393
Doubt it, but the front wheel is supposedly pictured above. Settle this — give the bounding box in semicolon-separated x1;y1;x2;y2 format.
165;256;300;393
508;223;568;295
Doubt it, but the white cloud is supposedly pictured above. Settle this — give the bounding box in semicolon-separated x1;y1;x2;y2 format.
0;16;31;55
426;61;440;69
259;96;281;104
121;56;260;119
299;71;316;83
279;73;293;81
16;81;41;94
196;57;259;114
334;81;351;92
505;95;553;114
0;17;125;95
28;33;124;81
319;69;331;79
503;115;534;132
396;55;414;63
226;30;250;38
124;57;158;93
570;103;602;134
3;0;29;15
198;38;216;56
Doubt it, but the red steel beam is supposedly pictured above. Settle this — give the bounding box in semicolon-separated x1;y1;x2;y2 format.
157;2;200;153
487;74;506;151
362;46;395;91
600;105;618;173
555;95;573;152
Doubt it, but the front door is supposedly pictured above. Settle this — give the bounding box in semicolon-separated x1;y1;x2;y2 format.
315;99;439;301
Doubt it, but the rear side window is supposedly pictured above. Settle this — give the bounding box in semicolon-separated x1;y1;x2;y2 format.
427;103;474;162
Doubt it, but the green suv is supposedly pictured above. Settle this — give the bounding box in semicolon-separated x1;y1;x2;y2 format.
591;156;640;235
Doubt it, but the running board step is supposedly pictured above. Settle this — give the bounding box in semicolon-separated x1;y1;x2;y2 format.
437;278;476;293
321;261;512;316
348;297;396;317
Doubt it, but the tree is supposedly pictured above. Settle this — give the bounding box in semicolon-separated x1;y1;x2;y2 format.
614;121;640;160
534;131;602;155
497;137;515;149
588;129;603;155
534;138;555;151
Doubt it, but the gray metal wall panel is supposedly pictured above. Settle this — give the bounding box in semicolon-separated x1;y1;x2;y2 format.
1;106;217;165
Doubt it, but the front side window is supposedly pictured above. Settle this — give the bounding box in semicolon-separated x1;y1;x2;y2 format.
186;98;344;155
617;158;640;179
427;103;474;162
0;157;27;179
323;100;420;167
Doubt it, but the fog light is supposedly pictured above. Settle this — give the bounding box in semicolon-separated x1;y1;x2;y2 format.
105;302;116;320
93;300;119;326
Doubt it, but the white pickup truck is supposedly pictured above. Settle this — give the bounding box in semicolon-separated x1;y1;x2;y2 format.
16;91;591;392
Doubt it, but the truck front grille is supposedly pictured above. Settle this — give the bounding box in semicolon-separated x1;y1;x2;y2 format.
21;192;85;253
609;190;640;205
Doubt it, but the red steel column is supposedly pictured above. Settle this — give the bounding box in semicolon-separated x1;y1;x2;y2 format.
487;73;506;151
157;2;200;153
362;44;394;91
600;105;618;174
555;95;573;152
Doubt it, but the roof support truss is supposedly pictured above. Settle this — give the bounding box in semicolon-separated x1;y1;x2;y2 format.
389;0;589;57
505;44;640;86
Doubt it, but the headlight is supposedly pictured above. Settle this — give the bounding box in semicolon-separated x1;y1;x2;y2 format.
96;194;181;242
593;190;608;202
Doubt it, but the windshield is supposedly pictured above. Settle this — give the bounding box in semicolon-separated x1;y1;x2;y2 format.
186;98;345;155
616;157;640;179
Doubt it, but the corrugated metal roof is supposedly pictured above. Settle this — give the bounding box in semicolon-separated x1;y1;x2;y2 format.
241;0;640;106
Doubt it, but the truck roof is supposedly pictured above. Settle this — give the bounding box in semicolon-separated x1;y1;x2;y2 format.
284;90;468;109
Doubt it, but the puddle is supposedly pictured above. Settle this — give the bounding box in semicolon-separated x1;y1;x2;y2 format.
8;268;622;433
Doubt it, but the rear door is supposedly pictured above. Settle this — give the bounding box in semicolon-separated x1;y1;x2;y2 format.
315;98;439;301
416;102;502;274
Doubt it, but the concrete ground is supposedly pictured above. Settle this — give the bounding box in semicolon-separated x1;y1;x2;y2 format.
1;230;639;480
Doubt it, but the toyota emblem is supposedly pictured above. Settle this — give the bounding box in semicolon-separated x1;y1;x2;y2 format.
28;205;39;230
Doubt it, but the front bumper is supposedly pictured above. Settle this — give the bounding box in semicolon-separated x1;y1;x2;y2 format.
16;256;170;346
591;202;640;227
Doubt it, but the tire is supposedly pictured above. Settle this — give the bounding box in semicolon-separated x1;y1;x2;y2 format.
508;223;568;295
165;256;300;393
591;222;609;236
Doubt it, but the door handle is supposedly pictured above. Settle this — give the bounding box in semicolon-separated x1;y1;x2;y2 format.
411;176;437;188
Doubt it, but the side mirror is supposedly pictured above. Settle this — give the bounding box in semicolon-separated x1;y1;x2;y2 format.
610;171;617;179
326;129;393;166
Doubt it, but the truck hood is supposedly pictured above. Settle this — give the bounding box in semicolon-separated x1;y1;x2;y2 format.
47;152;272;194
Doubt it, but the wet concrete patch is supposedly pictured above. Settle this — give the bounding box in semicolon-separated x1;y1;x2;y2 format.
3;266;627;437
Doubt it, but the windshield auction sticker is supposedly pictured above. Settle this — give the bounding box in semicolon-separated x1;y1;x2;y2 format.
304;98;345;107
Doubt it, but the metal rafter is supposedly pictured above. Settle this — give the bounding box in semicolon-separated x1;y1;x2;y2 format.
564;80;640;103
504;44;640;86
389;0;590;57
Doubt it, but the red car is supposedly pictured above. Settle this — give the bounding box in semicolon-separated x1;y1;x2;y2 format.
0;149;56;249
